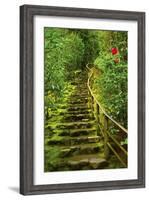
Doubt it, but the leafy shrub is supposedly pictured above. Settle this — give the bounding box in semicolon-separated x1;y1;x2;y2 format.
44;28;85;111
76;30;100;66
44;28;84;94
93;31;128;128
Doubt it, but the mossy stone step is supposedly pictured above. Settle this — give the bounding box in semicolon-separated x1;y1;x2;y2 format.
47;135;101;146
46;121;95;130
48;108;91;117
58;103;89;110
75;92;88;95
70;94;89;98
75;90;88;94
67;106;90;112
67;154;108;170
45;156;107;172
65;109;91;115
60;143;104;157
73;95;88;99
74;85;87;89
58;128;97;137
66;102;89;106
64;112;93;119
70;78;87;83
54;121;95;130
62;113;94;122
48;114;94;122
70;81;84;85
68;98;88;104
71;80;87;84
47;111;67;117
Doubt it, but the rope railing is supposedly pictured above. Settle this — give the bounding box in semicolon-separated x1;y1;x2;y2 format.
86;63;128;167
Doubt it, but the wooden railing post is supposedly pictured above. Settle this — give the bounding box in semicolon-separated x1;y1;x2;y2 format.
88;90;91;108
88;90;94;118
103;115;109;159
93;100;96;117
94;103;100;135
96;103;100;124
91;95;94;113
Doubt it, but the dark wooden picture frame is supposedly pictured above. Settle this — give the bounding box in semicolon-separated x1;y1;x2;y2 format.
20;4;145;195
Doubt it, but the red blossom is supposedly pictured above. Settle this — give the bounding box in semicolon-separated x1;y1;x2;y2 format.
111;47;118;55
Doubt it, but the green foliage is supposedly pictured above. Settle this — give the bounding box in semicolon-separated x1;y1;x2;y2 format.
121;138;128;145
44;28;86;116
97;31;127;57
44;146;61;171
76;30;100;66
94;31;128;127
44;28;84;95
94;53;114;71
44;82;75;121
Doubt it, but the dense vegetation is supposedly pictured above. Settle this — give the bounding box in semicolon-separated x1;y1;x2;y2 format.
44;28;83;118
94;31;128;127
44;28;127;128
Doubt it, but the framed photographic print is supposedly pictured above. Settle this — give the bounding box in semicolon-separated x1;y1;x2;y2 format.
20;5;145;195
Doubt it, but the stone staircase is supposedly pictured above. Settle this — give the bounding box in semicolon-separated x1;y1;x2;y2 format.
44;71;109;172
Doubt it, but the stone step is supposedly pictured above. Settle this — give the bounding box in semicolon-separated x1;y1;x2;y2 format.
67;105;90;112
46;121;95;130
62;113;94;122
54;121;96;130
58;103;89;110
46;157;108;172
70;81;85;85
67;154;108;170
67;102;89;106
68;103;89;108
74;86;87;90
68;97;88;104
58;128;97;137
70;79;87;83
74;88;88;97
60;143;104;157
70;78;87;83
70;93;89;98
47;135;101;146
65;109;91;115
47;108;91;117
75;89;88;94
74;83;87;87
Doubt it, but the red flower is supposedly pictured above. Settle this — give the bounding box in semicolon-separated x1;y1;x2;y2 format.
111;47;118;55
